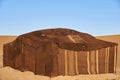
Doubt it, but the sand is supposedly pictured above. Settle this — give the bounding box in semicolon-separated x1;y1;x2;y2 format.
0;35;120;80
0;67;120;80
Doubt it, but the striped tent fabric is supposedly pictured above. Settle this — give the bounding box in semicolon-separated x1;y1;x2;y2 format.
3;28;118;77
57;35;117;75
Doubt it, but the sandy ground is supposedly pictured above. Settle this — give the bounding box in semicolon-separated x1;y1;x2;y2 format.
0;35;120;80
0;67;119;80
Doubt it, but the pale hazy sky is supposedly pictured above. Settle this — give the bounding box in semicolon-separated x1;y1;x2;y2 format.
0;0;120;36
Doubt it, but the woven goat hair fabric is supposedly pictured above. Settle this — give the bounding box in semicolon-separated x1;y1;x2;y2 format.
3;28;118;76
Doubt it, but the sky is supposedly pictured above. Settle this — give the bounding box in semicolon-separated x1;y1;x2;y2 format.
0;0;120;36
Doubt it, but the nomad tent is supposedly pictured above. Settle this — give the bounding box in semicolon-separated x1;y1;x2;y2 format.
3;28;118;76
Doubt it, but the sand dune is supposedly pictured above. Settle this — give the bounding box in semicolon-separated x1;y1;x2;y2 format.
0;35;120;80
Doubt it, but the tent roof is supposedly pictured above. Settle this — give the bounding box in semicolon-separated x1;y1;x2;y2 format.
18;28;117;51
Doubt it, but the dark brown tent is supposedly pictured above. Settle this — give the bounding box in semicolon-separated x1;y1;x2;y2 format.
3;28;118;76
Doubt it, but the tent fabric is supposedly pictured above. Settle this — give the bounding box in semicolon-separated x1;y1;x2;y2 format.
3;28;118;77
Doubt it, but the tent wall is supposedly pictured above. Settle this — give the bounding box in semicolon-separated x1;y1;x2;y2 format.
57;46;117;75
35;42;53;75
20;37;58;76
3;40;117;76
3;43;15;68
3;38;22;70
23;45;35;72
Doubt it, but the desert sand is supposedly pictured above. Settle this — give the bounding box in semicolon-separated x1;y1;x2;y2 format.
0;67;119;80
0;35;120;80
